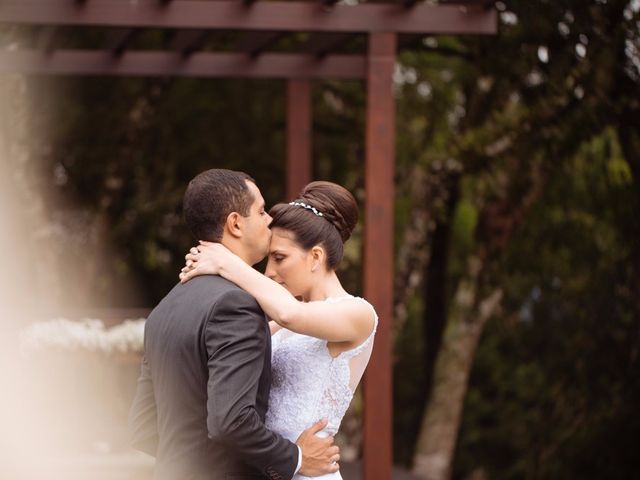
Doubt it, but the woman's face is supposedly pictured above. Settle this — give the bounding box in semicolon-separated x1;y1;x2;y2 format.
264;227;315;299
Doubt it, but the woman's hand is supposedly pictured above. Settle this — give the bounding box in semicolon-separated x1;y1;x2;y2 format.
179;241;235;283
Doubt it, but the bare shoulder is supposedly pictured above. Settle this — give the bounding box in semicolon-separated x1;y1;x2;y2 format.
334;297;377;332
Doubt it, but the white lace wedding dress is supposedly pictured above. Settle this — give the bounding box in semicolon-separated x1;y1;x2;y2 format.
265;295;378;480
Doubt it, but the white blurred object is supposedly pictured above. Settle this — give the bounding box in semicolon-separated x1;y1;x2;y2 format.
20;318;145;356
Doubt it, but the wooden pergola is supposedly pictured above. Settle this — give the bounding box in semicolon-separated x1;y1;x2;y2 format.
0;1;496;478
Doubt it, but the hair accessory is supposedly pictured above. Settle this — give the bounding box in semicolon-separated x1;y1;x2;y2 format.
289;201;324;217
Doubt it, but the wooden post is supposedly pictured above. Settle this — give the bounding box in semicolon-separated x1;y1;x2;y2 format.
363;31;396;480
286;78;312;200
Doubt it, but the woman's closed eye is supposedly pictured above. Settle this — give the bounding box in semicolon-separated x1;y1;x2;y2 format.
271;254;286;263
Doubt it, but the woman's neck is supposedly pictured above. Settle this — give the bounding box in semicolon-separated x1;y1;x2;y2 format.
304;270;348;302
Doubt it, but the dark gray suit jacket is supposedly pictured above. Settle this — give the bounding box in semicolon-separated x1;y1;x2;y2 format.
129;275;298;480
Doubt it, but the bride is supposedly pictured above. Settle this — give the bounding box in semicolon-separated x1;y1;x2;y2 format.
180;181;378;480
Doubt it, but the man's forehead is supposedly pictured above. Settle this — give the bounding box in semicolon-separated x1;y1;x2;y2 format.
246;180;264;204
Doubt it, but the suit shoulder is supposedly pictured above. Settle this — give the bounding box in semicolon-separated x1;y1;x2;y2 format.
178;275;243;302
146;276;246;323
214;288;262;316
207;285;264;327
188;276;260;308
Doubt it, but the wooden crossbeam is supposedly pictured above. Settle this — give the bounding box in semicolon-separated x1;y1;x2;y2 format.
0;1;497;35
0;50;366;79
441;0;495;7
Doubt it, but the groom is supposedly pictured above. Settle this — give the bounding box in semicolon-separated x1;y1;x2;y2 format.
129;169;339;479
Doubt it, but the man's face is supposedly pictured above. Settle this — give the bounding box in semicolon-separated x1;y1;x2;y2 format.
241;181;272;265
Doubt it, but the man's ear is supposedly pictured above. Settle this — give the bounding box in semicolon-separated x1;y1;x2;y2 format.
225;212;243;239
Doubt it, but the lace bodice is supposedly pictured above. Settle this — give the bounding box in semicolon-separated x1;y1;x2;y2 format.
265;296;378;442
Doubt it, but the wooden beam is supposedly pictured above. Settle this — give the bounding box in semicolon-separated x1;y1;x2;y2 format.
0;1;498;35
441;0;495;7
0;50;366;79
363;31;395;480
286;79;312;200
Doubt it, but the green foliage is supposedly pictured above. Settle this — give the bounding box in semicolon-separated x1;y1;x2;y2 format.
393;294;427;466
451;199;478;259
454;127;640;479
391;0;639;475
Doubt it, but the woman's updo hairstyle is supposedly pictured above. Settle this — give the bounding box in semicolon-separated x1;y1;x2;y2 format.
268;181;358;270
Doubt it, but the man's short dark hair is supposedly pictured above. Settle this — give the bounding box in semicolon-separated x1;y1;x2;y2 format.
183;169;255;241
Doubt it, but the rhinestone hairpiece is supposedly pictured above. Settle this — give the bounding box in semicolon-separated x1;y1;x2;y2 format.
289;201;324;217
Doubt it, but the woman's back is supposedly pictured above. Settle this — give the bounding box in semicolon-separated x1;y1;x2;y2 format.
266;296;378;479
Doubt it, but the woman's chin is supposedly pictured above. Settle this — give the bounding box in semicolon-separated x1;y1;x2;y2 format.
281;283;301;299
278;281;304;300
